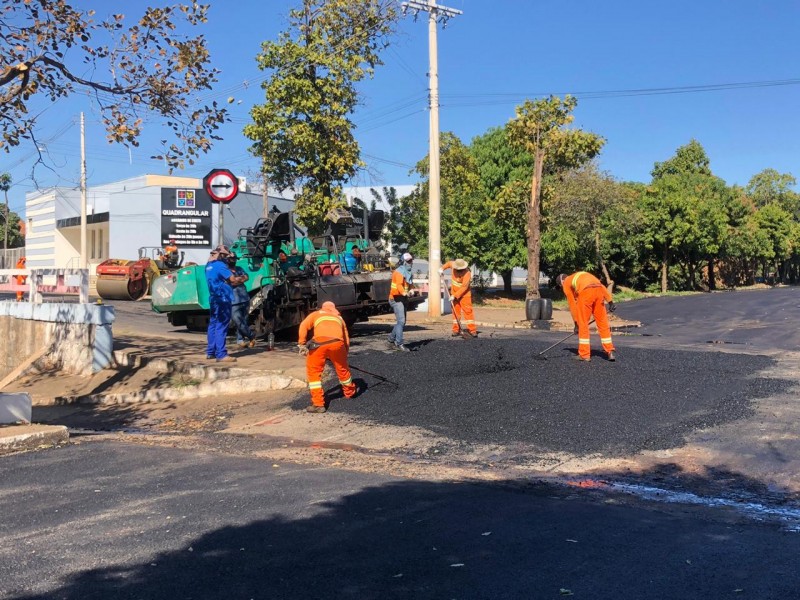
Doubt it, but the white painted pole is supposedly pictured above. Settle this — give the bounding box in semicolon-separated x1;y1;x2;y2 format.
427;0;442;317
80;112;87;270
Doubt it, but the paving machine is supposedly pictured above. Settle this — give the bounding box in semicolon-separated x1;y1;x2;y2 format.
96;246;185;301
151;208;425;335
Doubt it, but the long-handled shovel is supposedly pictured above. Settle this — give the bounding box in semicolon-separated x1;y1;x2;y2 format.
443;279;471;340
533;317;594;360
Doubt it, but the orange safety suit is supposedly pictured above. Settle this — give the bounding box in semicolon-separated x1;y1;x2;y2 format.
14;257;26;302
561;271;615;360
442;261;476;334
298;308;356;407
389;269;410;300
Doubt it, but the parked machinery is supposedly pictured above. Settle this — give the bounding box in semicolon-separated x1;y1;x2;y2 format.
96;246;185;301
150;208;424;335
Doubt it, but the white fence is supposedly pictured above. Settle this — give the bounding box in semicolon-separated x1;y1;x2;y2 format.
0;248;25;270
0;268;89;304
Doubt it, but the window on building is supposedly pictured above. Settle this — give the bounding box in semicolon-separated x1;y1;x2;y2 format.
91;230;96;259
98;229;103;259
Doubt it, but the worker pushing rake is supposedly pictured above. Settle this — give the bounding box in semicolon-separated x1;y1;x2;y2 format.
440;258;478;340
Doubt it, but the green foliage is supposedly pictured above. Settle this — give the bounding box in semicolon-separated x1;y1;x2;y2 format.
0;1;227;171
245;0;396;234
407;132;487;263
746;169;800;213
651;139;712;180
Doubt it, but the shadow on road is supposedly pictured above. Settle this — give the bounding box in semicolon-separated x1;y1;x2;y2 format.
10;468;800;600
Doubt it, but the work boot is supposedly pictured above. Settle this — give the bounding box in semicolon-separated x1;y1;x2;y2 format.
216;356;237;363
607;351;617;362
306;405;327;414
451;331;461;337
572;355;590;362
237;341;248;349
248;338;257;348
468;331;478;338
395;344;411;352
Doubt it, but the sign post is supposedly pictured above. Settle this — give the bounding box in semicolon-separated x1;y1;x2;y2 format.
203;168;240;247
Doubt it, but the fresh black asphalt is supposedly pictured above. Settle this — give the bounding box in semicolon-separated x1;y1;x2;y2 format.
299;337;791;456
3;442;800;600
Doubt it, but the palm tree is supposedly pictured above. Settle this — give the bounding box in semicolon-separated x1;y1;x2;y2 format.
0;173;11;251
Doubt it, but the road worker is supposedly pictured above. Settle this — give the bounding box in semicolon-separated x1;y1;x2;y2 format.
14;256;26;302
387;252;415;352
205;245;247;362
439;258;477;337
298;300;357;413
557;271;616;362
162;239;179;268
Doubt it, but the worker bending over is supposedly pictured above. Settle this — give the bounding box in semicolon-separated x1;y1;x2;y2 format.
557;271;616;362
298;301;357;413
440;258;477;337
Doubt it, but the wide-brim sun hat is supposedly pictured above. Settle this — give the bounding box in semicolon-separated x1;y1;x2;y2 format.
453;258;468;270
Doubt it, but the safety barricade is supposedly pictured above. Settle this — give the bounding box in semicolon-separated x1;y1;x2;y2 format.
0;268;89;304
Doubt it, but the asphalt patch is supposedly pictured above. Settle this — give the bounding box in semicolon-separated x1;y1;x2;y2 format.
294;337;794;457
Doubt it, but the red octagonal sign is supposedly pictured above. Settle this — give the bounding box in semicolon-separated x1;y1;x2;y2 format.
203;168;239;204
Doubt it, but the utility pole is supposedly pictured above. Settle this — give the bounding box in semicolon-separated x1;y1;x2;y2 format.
401;0;461;317
80;112;87;270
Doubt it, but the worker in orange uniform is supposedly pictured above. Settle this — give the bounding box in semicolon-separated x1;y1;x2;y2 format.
162;239;179;268
14;256;26;302
439;258;478;337
557;271;616;362
298;301;358;413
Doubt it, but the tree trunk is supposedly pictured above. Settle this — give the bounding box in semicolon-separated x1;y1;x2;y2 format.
661;246;669;293
708;258;716;290
501;269;513;294
525;149;545;300
595;227;613;292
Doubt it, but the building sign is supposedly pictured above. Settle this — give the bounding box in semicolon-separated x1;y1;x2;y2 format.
160;188;212;247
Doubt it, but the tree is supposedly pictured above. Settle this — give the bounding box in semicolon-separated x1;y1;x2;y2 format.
469;127;532;292
404;132;487;264
0;1;227;171
245;0;396;234
546;164;635;289
0;172;10;250
651;139;712;180
506;95;604;300
745;169;799;213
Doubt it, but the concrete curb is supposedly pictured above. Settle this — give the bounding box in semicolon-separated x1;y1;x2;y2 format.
46;372;306;406
112;350;257;382
0;425;69;456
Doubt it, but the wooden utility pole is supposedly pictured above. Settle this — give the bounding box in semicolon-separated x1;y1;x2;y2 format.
401;0;461;317
80;112;87;270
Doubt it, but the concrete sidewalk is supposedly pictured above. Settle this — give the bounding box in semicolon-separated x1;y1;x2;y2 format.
369;304;639;332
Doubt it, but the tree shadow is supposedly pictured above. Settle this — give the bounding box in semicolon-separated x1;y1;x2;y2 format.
7;457;800;600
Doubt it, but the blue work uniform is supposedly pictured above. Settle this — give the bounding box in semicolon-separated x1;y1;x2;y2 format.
205;259;234;359
231;266;255;344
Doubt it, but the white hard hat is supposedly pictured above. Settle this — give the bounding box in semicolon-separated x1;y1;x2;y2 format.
402;252;413;262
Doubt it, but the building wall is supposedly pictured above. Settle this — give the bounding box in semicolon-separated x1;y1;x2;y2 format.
25;176;298;268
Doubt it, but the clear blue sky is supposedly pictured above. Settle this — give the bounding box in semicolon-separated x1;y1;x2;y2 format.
4;0;800;215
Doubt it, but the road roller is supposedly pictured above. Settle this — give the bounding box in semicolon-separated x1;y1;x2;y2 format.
96;246;184;301
96;257;160;301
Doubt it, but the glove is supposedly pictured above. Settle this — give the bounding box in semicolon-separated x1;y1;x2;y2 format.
573;322;579;334
298;345;309;357
438;268;444;276
607;301;616;313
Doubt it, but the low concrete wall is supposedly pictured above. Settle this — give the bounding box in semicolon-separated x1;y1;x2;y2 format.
0;302;116;379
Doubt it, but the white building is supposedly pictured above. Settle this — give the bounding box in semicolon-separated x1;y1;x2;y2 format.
24;174;295;272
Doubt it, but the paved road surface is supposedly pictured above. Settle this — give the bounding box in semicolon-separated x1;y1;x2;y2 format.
2;442;799;600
